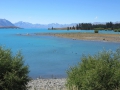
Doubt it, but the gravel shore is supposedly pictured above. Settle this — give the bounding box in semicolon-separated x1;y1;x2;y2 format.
17;32;120;42
27;78;67;90
35;33;120;42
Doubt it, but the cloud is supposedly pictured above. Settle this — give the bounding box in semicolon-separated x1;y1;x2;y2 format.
95;16;98;19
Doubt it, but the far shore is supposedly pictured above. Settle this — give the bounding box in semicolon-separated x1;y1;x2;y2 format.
35;33;120;42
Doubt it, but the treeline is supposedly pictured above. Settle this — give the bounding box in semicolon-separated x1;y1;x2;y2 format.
67;22;120;31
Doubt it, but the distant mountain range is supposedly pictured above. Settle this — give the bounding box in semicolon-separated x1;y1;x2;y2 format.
0;19;120;29
12;21;120;29
14;21;77;29
0;19;77;29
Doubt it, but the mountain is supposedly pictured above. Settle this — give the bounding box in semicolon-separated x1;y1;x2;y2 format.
0;19;14;27
14;21;77;29
92;22;106;25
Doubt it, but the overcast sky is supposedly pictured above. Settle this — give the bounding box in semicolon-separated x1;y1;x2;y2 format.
0;0;119;24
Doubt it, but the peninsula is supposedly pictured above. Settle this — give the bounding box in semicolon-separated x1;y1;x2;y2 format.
35;33;120;42
0;26;22;29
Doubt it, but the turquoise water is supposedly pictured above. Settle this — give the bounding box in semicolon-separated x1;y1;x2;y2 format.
0;29;120;78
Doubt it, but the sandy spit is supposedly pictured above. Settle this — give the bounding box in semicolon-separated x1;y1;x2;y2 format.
35;33;120;42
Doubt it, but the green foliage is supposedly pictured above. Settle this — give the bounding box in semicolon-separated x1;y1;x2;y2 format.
94;30;99;33
106;22;113;29
106;28;112;30
52;27;54;30
0;47;30;90
69;22;120;30
80;23;93;30
114;29;120;32
66;48;120;90
67;27;70;30
94;28;104;30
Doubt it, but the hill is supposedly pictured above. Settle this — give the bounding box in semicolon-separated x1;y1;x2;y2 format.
0;19;14;27
0;19;21;29
14;21;77;29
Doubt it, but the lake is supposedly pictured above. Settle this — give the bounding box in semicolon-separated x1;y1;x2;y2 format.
0;29;120;78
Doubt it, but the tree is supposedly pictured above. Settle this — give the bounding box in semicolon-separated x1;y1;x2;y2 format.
113;23;120;29
80;23;93;30
76;24;79;30
72;26;75;30
78;23;81;29
52;27;54;30
67;27;69;30
106;22;113;30
66;48;120;90
0;47;30;90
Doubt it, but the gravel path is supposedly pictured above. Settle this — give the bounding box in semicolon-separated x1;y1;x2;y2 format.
27;78;67;90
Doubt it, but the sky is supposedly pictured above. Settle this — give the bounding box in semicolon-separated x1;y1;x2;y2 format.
0;0;120;24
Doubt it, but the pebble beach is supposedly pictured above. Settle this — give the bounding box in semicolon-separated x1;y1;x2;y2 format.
27;78;67;90
35;33;120;42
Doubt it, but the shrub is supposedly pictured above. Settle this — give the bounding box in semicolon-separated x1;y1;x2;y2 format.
117;29;120;32
66;48;120;90
0;47;30;90
114;29;120;32
114;29;117;32
94;30;99;33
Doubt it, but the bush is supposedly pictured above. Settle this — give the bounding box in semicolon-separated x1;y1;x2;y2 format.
0;47;30;90
94;30;99;33
114;29;117;32
114;29;120;32
66;48;120;90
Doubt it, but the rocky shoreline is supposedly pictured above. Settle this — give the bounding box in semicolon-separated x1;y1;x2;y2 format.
27;78;67;90
17;32;120;43
35;33;120;43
